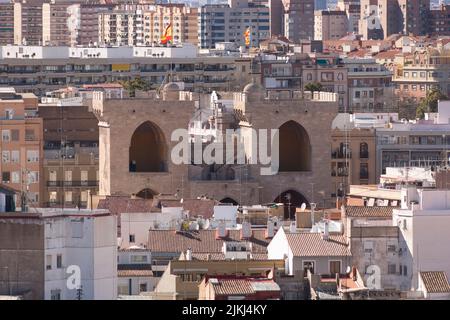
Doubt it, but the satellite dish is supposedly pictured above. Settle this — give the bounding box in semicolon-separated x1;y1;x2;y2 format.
203;219;210;230
300;203;306;211
346;266;351;273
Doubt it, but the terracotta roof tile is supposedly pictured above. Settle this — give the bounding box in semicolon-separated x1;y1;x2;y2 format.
181;199;218;219
190;253;268;261
211;279;255;296
97;196;156;215
286;233;351;257
345;206;393;218
117;264;153;277
420;271;450;293
148;230;269;254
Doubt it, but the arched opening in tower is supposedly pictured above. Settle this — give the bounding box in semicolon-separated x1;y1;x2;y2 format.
274;190;309;220
219;197;239;206
136;188;158;199
278;120;311;172
129;121;167;172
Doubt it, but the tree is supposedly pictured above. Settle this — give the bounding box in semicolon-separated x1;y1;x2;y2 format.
304;82;323;93
118;77;151;97
416;88;448;119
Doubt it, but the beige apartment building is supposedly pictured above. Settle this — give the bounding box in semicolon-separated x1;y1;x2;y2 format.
0;88;43;209
331;126;377;198
42;2;72;46
314;10;349;41
98;4;198;46
359;0;430;40
14;0;48;45
0;3;15;45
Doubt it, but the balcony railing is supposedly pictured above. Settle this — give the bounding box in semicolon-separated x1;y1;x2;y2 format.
331;150;352;159
47;181;99;187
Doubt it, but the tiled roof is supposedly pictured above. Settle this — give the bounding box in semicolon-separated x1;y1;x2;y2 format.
420;271;450;293
211;279;255;296
117;264;153;277
209;278;280;296
190;253;268;261
286;233;351;257
148;230;269;254
97;196;156;215
344;206;393;218
118;270;154;277
181;198;218;219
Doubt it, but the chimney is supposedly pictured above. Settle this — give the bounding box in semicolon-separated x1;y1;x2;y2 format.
289;221;296;233
322;220;329;240
240;221;252;239
186;248;192;261
310;202;317;228
215;221;228;239
265;220;275;239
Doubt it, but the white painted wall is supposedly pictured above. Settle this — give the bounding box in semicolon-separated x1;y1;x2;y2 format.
43;210;117;300
120;208;183;249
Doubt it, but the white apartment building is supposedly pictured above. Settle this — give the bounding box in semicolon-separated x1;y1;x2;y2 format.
40;208;117;300
198;0;270;49
98;5;198;46
393;187;450;292
314;10;349;41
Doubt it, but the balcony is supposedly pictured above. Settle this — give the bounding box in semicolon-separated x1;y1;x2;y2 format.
331;149;352;159
46;181;99;187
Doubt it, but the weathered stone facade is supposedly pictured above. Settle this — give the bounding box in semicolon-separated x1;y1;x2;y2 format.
93;84;338;208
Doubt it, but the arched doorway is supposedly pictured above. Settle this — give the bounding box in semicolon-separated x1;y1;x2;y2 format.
278;121;311;172
136;188;157;199
274;190;309;220
129;121;167;172
220;197;239;205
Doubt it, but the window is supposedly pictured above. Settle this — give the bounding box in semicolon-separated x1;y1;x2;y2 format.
2;172;10;183
131;255;148;263
49;191;57;203
2;130;10;142
129;234;136;243
65;191;72;203
27;171;39;184
307;73;312;81
360;142;368;158
363;241;373;254
65;170;72;182
5;109;14;119
139;283;148;293
50;289;61;300
11;171;20;183
337;73;344;80
303;261;315;277
81;170;88;182
27;150;39;162
57;254;62;269
355;91;360;98
403;265;408;276
329;260;341;275
360;163;369;180
46;255;52;270
388;264;397;275
11;150;19;163
81;191;88;202
387;244;396;253
2;151;10;163
49;171;57;182
25;129;35;141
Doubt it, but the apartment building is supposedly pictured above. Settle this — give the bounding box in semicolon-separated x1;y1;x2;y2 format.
302;53;348;112
0;88;43;209
42;2;71;46
314;10;348;41
0;3;15;45
343;58;395;113
40;208;117;300
376;122;450;179
392;48;450;105
198;0;271;48
359;0;430;40
337;0;361;34
78;3;115;46
429;4;450;37
39;100;99;209
0;45;252;96
98;4;198;46
282;0;315;42
14;0;48;46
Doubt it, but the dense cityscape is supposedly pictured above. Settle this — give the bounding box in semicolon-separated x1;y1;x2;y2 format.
1;0;450;302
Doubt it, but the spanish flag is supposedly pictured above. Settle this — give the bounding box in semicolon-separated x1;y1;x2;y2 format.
161;24;173;45
244;27;251;47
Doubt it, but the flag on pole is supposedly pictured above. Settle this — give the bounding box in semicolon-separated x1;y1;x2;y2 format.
161;24;173;45
244;27;251;47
